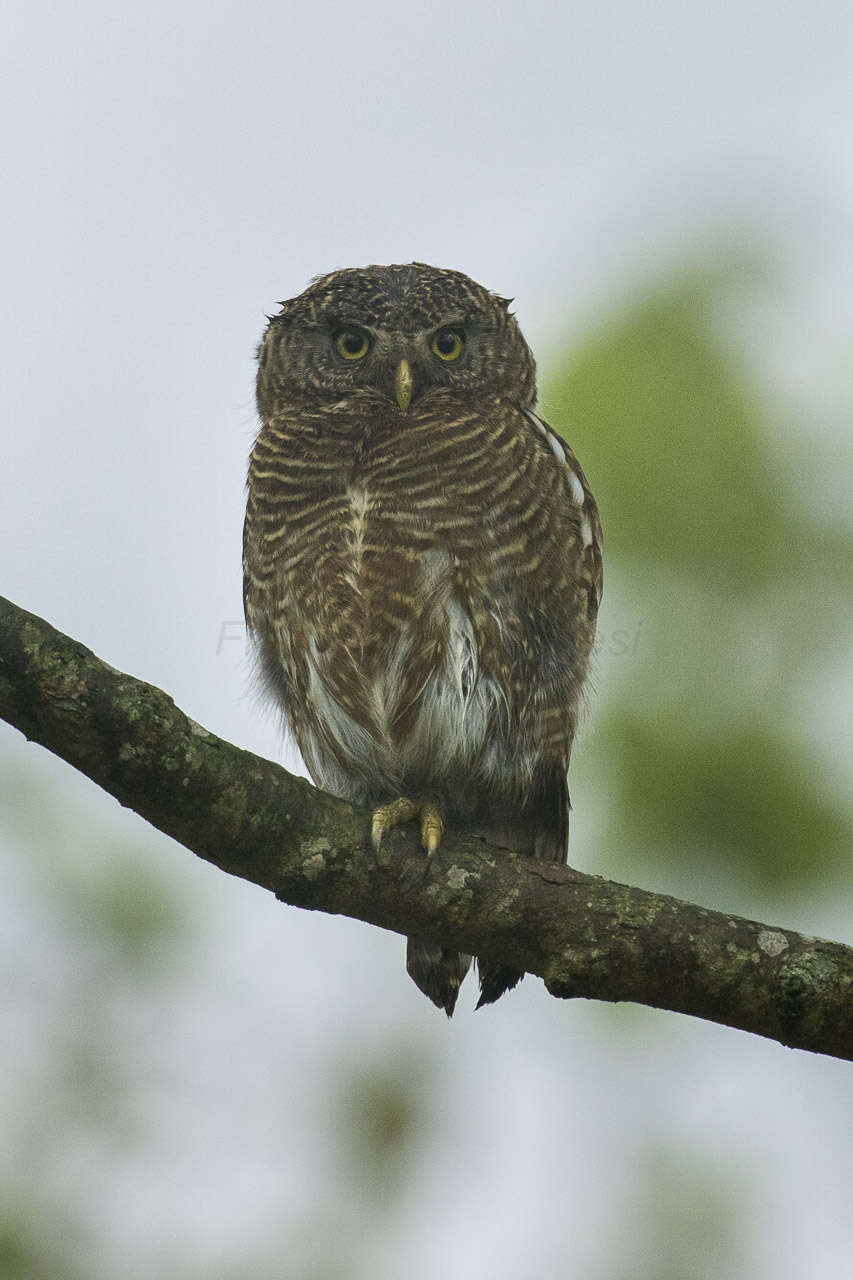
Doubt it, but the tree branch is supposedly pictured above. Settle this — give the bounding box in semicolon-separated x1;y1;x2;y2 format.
1;593;851;1059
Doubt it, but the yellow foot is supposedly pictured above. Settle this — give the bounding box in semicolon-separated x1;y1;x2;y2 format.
370;798;444;855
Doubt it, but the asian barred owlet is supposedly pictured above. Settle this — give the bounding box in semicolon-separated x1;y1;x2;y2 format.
243;263;602;1015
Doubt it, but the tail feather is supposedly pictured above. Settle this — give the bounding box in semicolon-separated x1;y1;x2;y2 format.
406;768;570;1014
475;961;524;1009
475;768;570;1010
406;938;472;1017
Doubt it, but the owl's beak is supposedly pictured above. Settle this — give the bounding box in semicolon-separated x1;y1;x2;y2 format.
394;359;413;412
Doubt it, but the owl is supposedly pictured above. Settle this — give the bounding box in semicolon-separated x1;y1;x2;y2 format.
243;263;602;1015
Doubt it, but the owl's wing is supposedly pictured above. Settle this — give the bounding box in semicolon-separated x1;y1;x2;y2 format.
524;407;603;622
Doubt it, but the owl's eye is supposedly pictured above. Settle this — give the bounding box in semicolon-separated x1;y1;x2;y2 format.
431;328;465;362
334;329;370;361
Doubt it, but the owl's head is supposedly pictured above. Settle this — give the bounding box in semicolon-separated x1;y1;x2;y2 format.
256;262;537;419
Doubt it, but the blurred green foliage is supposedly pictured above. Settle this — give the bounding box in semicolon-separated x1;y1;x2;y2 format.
602;1140;754;1280
336;1050;431;1194
547;266;853;899
0;1213;85;1280
0;760;196;1280
1;758;186;972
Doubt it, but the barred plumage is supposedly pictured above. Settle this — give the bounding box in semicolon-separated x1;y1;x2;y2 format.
243;263;602;1014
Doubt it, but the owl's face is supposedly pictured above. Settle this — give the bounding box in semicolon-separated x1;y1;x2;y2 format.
257;262;537;419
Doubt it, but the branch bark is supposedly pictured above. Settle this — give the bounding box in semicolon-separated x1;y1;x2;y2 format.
1;593;851;1060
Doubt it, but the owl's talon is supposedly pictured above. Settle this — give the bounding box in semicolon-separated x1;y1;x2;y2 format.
369;797;444;858
371;797;417;851
420;803;444;856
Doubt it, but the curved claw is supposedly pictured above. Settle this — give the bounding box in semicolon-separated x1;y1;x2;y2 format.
420;802;444;856
371;797;417;851
370;797;444;856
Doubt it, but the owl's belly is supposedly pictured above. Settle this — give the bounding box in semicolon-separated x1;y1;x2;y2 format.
302;637;508;803
298;571;508;804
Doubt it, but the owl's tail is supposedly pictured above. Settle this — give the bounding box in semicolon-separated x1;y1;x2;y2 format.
406;939;472;1017
474;766;570;1010
406;767;570;1015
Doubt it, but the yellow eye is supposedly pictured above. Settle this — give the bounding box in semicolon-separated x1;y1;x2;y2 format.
334;329;370;360
431;328;465;361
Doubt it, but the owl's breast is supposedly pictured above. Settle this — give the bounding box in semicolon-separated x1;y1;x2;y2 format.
245;400;585;802
274;476;508;789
